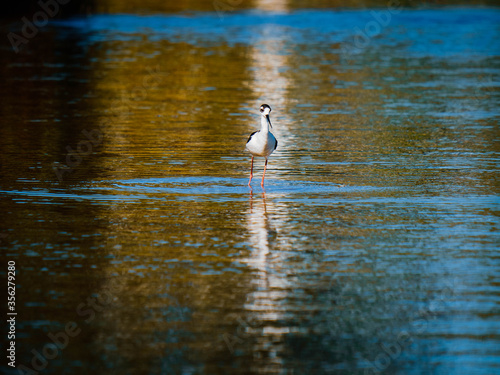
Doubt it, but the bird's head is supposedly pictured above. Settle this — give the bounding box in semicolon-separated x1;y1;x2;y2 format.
260;104;272;116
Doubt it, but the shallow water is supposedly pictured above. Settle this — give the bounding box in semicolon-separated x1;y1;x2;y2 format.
1;6;499;375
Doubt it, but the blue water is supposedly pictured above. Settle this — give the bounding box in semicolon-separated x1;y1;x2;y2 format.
55;9;499;58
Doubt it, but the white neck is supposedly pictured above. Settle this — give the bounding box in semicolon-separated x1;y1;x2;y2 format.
260;115;270;133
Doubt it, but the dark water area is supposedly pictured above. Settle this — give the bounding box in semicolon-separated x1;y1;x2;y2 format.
0;4;499;375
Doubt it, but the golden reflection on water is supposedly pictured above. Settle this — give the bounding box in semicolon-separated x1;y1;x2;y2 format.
89;41;253;180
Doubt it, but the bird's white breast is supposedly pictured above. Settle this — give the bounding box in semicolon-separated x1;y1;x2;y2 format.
246;131;277;157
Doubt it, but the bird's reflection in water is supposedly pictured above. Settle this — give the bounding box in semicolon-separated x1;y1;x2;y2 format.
243;189;291;370
247;189;278;269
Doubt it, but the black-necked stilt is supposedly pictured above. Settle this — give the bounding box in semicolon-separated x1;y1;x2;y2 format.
246;104;278;187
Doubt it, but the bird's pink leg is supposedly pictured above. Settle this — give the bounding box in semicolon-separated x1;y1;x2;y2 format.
261;158;268;188
248;156;254;186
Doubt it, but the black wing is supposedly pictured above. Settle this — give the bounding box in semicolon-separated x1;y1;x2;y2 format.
247;131;258;144
274;138;278;151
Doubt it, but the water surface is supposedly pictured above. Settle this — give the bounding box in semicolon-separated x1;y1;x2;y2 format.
0;7;499;375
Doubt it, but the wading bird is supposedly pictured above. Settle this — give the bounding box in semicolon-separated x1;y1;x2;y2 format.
245;104;278;187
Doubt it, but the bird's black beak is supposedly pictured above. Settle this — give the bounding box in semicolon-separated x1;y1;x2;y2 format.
266;114;272;128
